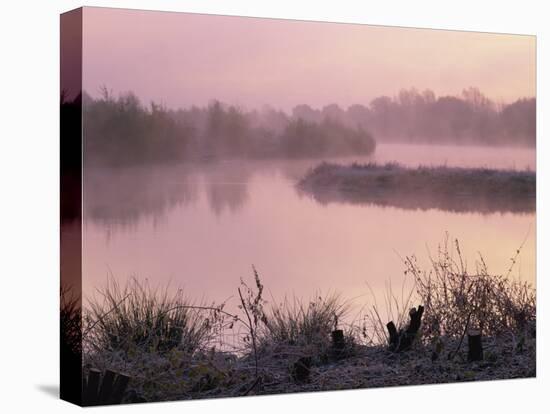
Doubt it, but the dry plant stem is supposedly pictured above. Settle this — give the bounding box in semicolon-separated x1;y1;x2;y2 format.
505;228;530;279
156;304;247;327
83;293;131;337
238;287;259;379
449;311;472;360
84;300;246;340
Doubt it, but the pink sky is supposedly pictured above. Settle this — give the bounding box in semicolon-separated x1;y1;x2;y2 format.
82;7;535;111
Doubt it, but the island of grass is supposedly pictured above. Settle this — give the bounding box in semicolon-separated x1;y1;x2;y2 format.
298;162;535;214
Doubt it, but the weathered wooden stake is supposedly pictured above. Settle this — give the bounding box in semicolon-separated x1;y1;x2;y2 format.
386;321;398;346
407;306;424;335
468;329;483;361
331;329;345;350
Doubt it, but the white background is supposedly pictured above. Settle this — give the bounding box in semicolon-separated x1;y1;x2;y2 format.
0;0;547;412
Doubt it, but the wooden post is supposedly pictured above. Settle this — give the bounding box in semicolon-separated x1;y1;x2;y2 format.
407;306;424;335
331;329;345;350
386;305;424;352
468;330;483;361
386;321;398;348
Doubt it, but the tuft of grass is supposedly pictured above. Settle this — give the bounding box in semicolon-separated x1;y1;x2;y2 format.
258;293;351;354
84;278;220;356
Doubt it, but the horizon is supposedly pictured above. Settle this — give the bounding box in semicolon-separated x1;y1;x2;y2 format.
81;86;535;114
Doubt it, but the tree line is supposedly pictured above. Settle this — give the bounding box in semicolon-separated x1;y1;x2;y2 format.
292;87;534;146
80;89;375;165
69;86;534;166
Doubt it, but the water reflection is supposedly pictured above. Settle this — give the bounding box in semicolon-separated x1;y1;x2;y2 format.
298;183;535;214
204;167;250;216
84;161;266;228
84;165;200;229
84;156;535;231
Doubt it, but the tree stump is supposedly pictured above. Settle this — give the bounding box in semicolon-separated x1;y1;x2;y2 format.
386;305;424;352
467;330;483;362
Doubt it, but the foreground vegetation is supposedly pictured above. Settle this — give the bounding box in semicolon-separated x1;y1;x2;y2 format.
298;162;536;213
75;238;535;404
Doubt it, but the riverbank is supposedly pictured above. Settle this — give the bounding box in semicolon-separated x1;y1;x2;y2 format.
83;327;535;403
74;239;536;404
298;162;536;213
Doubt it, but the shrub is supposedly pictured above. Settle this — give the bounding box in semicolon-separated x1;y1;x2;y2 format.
405;236;535;340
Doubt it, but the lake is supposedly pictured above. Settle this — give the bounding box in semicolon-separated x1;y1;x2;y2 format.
80;143;536;323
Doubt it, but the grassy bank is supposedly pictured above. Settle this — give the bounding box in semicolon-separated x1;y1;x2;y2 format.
298;162;535;214
79;240;535;404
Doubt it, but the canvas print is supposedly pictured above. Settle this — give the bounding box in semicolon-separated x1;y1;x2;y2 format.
60;7;536;406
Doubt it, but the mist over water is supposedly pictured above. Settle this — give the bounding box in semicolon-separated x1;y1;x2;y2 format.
72;66;537;326
81;143;536;322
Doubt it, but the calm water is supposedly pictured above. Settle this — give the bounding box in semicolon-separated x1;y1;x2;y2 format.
81;143;536;319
